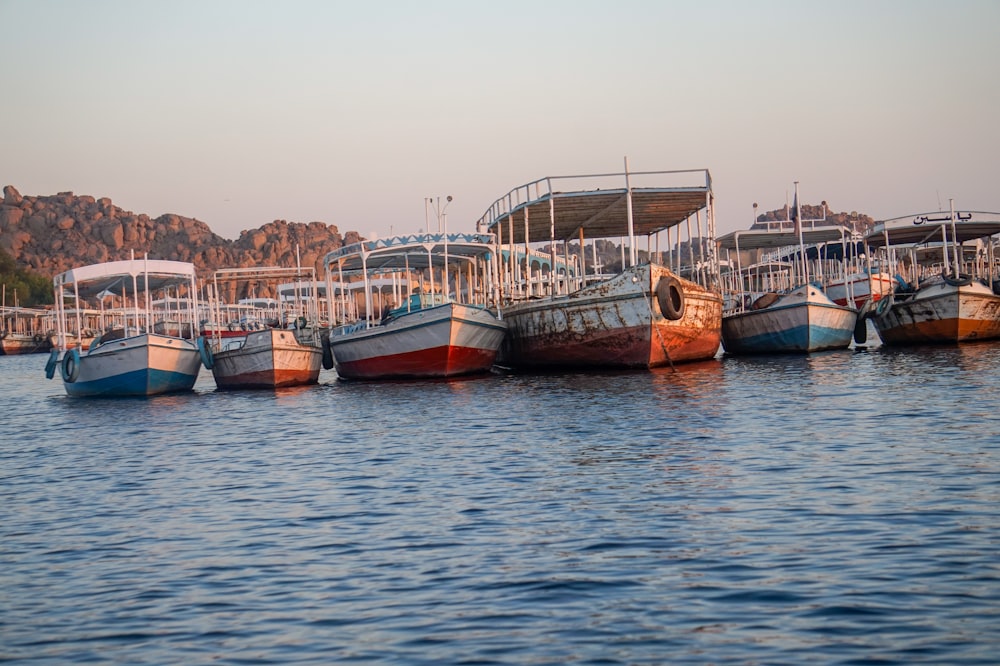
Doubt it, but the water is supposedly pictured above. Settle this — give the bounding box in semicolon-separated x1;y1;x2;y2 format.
2;345;999;665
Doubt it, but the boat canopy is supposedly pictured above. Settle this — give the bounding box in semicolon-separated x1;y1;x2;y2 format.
477;168;712;244
53;259;198;300
324;233;497;273
864;211;1000;248
717;226;851;252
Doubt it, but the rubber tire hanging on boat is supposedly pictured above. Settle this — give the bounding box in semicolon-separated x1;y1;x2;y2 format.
45;349;59;380
321;334;335;370
853;316;868;345
942;272;973;287
61;348;81;383
874;294;893;317
655;276;685;321
197;336;214;370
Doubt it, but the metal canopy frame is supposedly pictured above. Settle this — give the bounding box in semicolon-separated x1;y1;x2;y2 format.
477;168;712;245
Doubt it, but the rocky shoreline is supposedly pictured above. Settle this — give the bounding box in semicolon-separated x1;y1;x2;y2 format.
0;185;362;281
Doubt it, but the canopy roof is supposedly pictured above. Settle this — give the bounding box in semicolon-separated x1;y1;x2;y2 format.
54;259;197;300
864;210;1000;248
324;233;496;274
717;225;852;251
478;168;712;244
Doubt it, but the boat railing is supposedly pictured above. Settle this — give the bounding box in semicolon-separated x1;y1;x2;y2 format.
476;168;711;230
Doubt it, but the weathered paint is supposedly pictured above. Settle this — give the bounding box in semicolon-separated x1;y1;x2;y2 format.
874;281;1000;345
499;263;722;370
63;334;201;397
329;302;506;380
211;328;323;389
722;285;858;354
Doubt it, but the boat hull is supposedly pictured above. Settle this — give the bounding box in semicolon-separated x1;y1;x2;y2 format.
872;281;1000;345
330;303;506;380
722;286;857;354
63;333;201;397
826;272;896;308
211;328;323;389
0;333;52;355
498;263;722;370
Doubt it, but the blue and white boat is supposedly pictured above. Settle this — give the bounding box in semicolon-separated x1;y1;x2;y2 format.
46;257;202;397
717;185;860;354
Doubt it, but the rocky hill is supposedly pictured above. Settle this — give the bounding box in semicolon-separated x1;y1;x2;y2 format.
752;202;874;231
0;185;362;284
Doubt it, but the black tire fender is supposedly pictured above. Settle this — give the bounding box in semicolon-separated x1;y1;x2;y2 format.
61;348;81;383
656;276;686;320
321;334;335;370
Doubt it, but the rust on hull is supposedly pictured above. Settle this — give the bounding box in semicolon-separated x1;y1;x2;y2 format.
876;287;1000;345
500;264;722;370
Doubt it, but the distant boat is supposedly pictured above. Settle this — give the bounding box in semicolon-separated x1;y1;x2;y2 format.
201;266;325;389
825;271;896;309
1;306;52;355
46;257;202;397
323;233;507;380
477;162;722;370
716;187;859;354
862;205;1000;344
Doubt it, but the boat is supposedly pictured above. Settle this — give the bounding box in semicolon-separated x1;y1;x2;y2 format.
716;189;860;354
861;204;1000;345
825;270;896;309
1;306;52;355
475;162;722;370
46;256;203;397
201;266;326;389
322;232;507;380
45;308;114;351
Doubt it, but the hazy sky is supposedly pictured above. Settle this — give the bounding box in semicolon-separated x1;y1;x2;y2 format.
2;0;998;241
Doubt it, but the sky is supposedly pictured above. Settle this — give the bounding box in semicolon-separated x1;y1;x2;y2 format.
2;0;998;241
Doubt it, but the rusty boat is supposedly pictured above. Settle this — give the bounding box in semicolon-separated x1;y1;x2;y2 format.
861;204;1000;345
477;162;722;370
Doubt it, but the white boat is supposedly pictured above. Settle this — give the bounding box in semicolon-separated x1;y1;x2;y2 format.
716;187;859;354
46;257;202;397
202;266;325;389
323;232;507;380
825;271;896;309
476;162;722;370
862;205;1000;344
720;282;858;354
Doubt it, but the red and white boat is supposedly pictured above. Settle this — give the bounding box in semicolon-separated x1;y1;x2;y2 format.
201;266;326;389
825;271;896;309
477;162;722;370
323;233;507;380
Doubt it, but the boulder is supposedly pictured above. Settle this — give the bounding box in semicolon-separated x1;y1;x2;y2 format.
3;185;22;205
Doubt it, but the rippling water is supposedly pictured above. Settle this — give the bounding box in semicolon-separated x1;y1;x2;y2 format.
2;344;999;664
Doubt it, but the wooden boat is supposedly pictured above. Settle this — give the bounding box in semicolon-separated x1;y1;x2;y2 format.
323;232;507;380
1;306;52;355
202;266;325;389
720;282;857;354
825;271;895;309
46;308;112;351
46;257;202;397
717;199;859;354
862;205;1000;344
476;162;722;370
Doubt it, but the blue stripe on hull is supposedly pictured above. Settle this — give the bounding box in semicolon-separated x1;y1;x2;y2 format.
725;323;854;354
64;367;198;397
